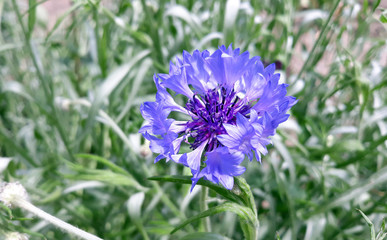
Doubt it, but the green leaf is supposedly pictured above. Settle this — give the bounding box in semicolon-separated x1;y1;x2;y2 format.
27;0;37;39
376;218;386;240
64;159;148;191
117;59;153;122
357;209;376;240
165;5;202;38
196;32;223;49
97;24;109;78
180;232;230;240
148;175;244;204
332;139;365;152
272;138;296;183
223;0;240;44
0;128;37;167
308;165;387;217
97;51;150;100
380;13;387;23
127;192;150;240
362;0;368;15
45;2;83;41
127;192;145;221
234;177;257;215
0;202;13;219
101;6;153;46
170;202;257;234
79;50;150;146
0;157;12;174
145;220;174;235
276;232;281;240
75;153;130;176
372;0;381;13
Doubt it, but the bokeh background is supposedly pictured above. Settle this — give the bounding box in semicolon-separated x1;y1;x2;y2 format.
1;0;386;239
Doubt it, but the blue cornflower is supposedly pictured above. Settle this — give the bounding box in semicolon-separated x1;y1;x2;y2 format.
139;45;297;190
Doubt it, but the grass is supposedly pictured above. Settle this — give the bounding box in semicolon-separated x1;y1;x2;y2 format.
0;0;386;239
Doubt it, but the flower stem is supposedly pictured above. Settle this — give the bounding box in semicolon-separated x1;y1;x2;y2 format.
235;177;259;240
200;186;211;232
13;198;103;240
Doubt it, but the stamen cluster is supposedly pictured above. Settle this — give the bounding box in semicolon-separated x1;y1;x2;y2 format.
185;88;249;151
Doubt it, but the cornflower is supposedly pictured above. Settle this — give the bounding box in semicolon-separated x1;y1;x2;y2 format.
139;45;297;190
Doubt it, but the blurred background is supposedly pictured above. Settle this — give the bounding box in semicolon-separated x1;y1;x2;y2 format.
1;0;386;239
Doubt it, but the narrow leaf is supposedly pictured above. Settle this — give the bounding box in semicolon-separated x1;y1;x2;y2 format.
372;0;381;13
380;13;387;23
28;0;37;38
165;5;202;37
127;192;145;221
79;50;150;146
148;175;244;204
181;232;230;240
0;157;12;173
64;159;148;191
97;50;150;100
308;165;387;217
75;153;130;176
234;177;257;216
45;2;83;41
127;192;149;240
357;209;376;240
223;0;240;44
171;202;257;234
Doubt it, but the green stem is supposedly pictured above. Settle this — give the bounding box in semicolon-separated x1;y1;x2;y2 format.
14;198;102;240
135;222;150;240
235;177;259;240
200;187;211;232
240;222;258;240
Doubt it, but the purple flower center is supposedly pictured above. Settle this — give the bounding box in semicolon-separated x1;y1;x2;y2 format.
185;87;251;151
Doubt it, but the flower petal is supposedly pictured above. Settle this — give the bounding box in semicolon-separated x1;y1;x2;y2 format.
191;147;245;190
182;50;216;94
158;67;194;99
139;101;173;135
171;140;207;171
143;132;184;162
218;111;271;162
154;75;188;113
206;45;252;90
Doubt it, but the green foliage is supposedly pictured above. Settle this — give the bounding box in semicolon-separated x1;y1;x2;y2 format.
0;0;386;239
358;209;387;240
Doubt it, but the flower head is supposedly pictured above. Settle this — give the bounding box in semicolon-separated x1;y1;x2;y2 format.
0;182;29;207
139;45;297;190
5;232;29;240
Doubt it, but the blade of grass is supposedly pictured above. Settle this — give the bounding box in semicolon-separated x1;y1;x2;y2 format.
45;2;83;41
295;0;341;81
308;165;387;217
223;0;240;45
148;175;245;204
116;59;152;123
78;50;150;146
11;0;75;162
27;0;37;39
170;202;257;235
357;209;376;240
